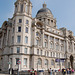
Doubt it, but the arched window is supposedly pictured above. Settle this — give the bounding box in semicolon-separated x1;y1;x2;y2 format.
36;32;39;36
56;44;59;50
51;60;54;65
38;58;42;65
45;59;48;65
21;4;23;12
50;42;54;49
25;5;28;12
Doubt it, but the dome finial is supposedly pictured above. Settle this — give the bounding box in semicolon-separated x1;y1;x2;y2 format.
43;2;46;8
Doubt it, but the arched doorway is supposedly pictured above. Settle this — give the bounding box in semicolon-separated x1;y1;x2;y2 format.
70;55;74;69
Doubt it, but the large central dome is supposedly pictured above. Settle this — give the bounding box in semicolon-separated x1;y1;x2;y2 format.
36;2;53;18
37;8;52;14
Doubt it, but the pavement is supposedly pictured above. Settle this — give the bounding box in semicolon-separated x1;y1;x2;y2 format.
0;72;75;75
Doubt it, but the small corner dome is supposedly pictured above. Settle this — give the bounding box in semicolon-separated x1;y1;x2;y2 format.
36;2;53;18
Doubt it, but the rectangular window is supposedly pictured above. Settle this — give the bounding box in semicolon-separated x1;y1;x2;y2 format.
19;19;22;23
37;49;39;55
24;58;27;66
24;48;27;54
25;36;28;44
51;20;53;23
50;42;54;49
36;32;39;36
17;36;21;43
53;52;55;57
50;36;54;41
16;58;19;65
25;6;28;12
21;4;23;12
36;40;39;45
44;35;48;38
17;47;20;53
10;48;13;53
45;51;46;56
12;27;15;33
14;20;15;24
56;44;59;50
12;36;14;44
25;27;28;33
40;50;42;55
26;20;29;24
51;52;52;57
18;26;21;32
56;53;58;58
44;42;47;47
47;51;49;57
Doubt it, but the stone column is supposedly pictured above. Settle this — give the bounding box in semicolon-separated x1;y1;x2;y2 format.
48;36;50;49
23;3;26;12
59;39;60;51
42;30;44;47
34;27;36;46
54;37;55;50
65;38;68;68
72;40;74;53
18;3;20;12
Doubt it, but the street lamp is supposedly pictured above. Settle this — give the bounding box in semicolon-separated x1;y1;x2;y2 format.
8;61;11;74
17;60;21;75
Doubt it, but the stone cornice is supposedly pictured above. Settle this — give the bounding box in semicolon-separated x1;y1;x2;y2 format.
12;13;33;19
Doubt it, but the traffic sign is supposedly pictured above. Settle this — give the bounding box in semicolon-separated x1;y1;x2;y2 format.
17;60;21;64
55;58;65;62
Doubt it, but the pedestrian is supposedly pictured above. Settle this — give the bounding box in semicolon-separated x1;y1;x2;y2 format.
34;70;37;75
50;68;52;75
52;70;54;75
72;69;74;73
62;68;64;75
31;68;35;75
63;69;66;75
67;68;69;75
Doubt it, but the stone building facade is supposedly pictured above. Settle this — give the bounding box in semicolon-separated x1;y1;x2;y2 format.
0;0;75;71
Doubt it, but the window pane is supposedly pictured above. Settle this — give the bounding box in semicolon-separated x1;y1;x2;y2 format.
11;48;13;53
18;27;21;32
24;58;27;66
25;27;28;33
36;40;39;45
17;36;21;43
12;36;14;44
36;32;39;36
38;58;42;65
45;59;48;65
21;4;23;12
25;36;28;44
50;42;54;49
17;47;20;53
26;20;29;24
37;49;39;55
12;27;15;33
19;19;22;23
44;42;47;47
51;60;54;65
24;48;27;54
40;50;42;55
25;6;28;12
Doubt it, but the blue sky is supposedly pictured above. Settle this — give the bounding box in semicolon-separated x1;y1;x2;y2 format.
0;0;75;35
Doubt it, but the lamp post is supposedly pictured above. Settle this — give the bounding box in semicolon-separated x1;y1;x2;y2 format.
37;62;38;74
8;62;11;75
17;60;21;75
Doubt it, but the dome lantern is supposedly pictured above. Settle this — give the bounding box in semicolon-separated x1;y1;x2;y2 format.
43;2;46;8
